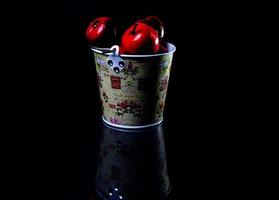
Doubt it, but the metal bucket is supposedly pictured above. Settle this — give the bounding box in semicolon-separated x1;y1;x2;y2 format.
91;43;176;129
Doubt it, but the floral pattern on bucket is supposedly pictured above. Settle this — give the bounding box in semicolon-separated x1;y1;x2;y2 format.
102;91;108;103
96;56;109;73
109;117;121;125
116;100;142;119
97;75;103;88
156;102;165;118
93;49;174;126
122;62;140;80
159;76;169;92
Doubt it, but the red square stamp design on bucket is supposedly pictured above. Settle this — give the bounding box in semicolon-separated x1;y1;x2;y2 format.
110;75;121;89
109;104;116;109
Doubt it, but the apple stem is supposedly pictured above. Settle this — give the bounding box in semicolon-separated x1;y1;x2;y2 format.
131;23;138;34
93;20;99;28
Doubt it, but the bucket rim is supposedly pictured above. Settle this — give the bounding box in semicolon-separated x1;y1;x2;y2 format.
90;42;176;58
102;116;163;130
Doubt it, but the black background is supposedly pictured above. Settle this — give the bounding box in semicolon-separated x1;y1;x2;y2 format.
46;0;243;199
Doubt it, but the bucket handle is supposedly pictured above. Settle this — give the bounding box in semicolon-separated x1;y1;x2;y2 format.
93;45;119;55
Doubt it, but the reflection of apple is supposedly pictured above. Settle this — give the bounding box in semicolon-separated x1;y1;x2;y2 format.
86;17;116;47
138;16;164;38
121;23;160;54
159;44;168;53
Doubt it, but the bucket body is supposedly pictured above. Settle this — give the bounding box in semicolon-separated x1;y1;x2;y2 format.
92;43;175;129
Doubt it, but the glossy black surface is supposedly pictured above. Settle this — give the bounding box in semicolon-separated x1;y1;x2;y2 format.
95;123;170;200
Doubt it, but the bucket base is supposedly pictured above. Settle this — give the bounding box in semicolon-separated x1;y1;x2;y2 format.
102;116;163;130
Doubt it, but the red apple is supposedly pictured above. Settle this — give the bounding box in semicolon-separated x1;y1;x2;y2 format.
119;46;125;55
86;17;116;47
138;16;164;38
121;23;160;54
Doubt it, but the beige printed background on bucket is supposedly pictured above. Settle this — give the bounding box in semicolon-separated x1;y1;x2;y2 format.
94;52;173;126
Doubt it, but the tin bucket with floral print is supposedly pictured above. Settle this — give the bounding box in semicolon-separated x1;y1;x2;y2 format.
91;42;176;129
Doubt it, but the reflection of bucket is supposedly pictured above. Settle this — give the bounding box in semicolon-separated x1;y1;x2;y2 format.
95;123;170;200
91;43;176;129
